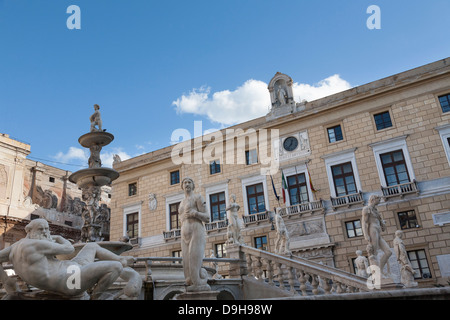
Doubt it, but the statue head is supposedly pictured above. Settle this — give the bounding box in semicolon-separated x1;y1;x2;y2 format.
25;218;52;241
181;177;195;191
395;230;403;239
94;104;100;110
368;195;380;206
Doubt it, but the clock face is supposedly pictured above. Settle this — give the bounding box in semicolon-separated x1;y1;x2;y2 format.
283;136;298;152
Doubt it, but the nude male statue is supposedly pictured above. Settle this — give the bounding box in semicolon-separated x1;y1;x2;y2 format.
0;219;137;300
361;195;392;275
178;177;211;292
90;104;103;132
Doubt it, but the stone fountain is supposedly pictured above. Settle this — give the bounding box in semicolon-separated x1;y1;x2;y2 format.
68;105;126;247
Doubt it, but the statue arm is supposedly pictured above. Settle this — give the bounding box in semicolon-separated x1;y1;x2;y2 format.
34;236;75;256
194;195;210;223
361;208;370;242
0;246;19;294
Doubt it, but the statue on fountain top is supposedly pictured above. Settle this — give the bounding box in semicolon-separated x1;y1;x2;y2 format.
90;104;103;132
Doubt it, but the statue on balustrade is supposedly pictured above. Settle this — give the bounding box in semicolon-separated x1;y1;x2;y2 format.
393;230;418;288
178;177;211;292
354;250;369;278
225;194;244;245
361;195;392;276
274;210;291;255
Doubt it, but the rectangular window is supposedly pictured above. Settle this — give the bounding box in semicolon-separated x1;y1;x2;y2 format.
408;249;431;279
374;111;393;130
209;160;221;175
126;212;139;238
170;170;180;185
398;210;419;230
345;220;363;238
246;183;266;215
254;236;268;251
438;94;450;113
245;149;258;165
287;173;309;205
169;202;181;229
327;125;343;143
128;183;137;196
215;243;227;258
210;192;226;221
49;177;55;183
331;162;357;196
380;150;410;186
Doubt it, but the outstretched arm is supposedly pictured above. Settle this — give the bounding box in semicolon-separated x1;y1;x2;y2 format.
0;246;19;294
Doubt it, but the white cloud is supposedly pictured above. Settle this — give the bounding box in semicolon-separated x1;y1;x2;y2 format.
172;75;352;126
53;146;131;168
292;74;352;102
54;147;88;164
173;80;270;125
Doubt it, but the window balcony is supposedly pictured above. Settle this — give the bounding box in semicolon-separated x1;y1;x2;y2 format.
205;219;228;232
242;211;270;225
277;200;325;217
163;229;181;241
381;180;419;200
330;191;364;210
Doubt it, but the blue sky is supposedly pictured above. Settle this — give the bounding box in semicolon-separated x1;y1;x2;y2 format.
0;0;449;171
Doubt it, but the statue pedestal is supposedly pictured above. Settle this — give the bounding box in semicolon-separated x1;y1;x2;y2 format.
174;291;220;301
367;271;404;290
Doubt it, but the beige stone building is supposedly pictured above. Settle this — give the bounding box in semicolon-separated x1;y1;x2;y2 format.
0;134;112;247
110;58;450;286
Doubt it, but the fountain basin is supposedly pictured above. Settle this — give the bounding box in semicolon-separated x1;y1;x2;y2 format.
56;241;133;260
69;167;119;188
78;131;114;148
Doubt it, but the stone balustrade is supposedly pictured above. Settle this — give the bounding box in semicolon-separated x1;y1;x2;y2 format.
277;200;324;217
242;211;270;225
330;191;364;210
237;244;370;295
381;180;419;200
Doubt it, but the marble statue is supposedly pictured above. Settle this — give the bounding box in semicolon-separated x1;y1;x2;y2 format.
354;250;369;278
361;195;392;276
209;250;223;280
277;86;287;105
90;104;103;132
148;193;157;211
81;186;103;242
274;210;291;255
225;194;244;245
113;154;121;165
393;230;418;288
88;144;102;168
0;219;140;300
178;177;211;292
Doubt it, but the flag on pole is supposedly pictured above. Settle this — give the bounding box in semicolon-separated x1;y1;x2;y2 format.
270;175;280;203
306;165;317;193
281;170;288;203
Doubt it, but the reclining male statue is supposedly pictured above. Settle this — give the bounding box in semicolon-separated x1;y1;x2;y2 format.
0;219;141;300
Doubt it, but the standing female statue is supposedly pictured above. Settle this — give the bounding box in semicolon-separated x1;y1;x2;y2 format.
178;177;211;292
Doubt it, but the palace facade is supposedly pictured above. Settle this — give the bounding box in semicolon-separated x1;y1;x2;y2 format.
110;58;450;286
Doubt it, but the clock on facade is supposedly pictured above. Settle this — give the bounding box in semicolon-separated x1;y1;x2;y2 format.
283;136;299;151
